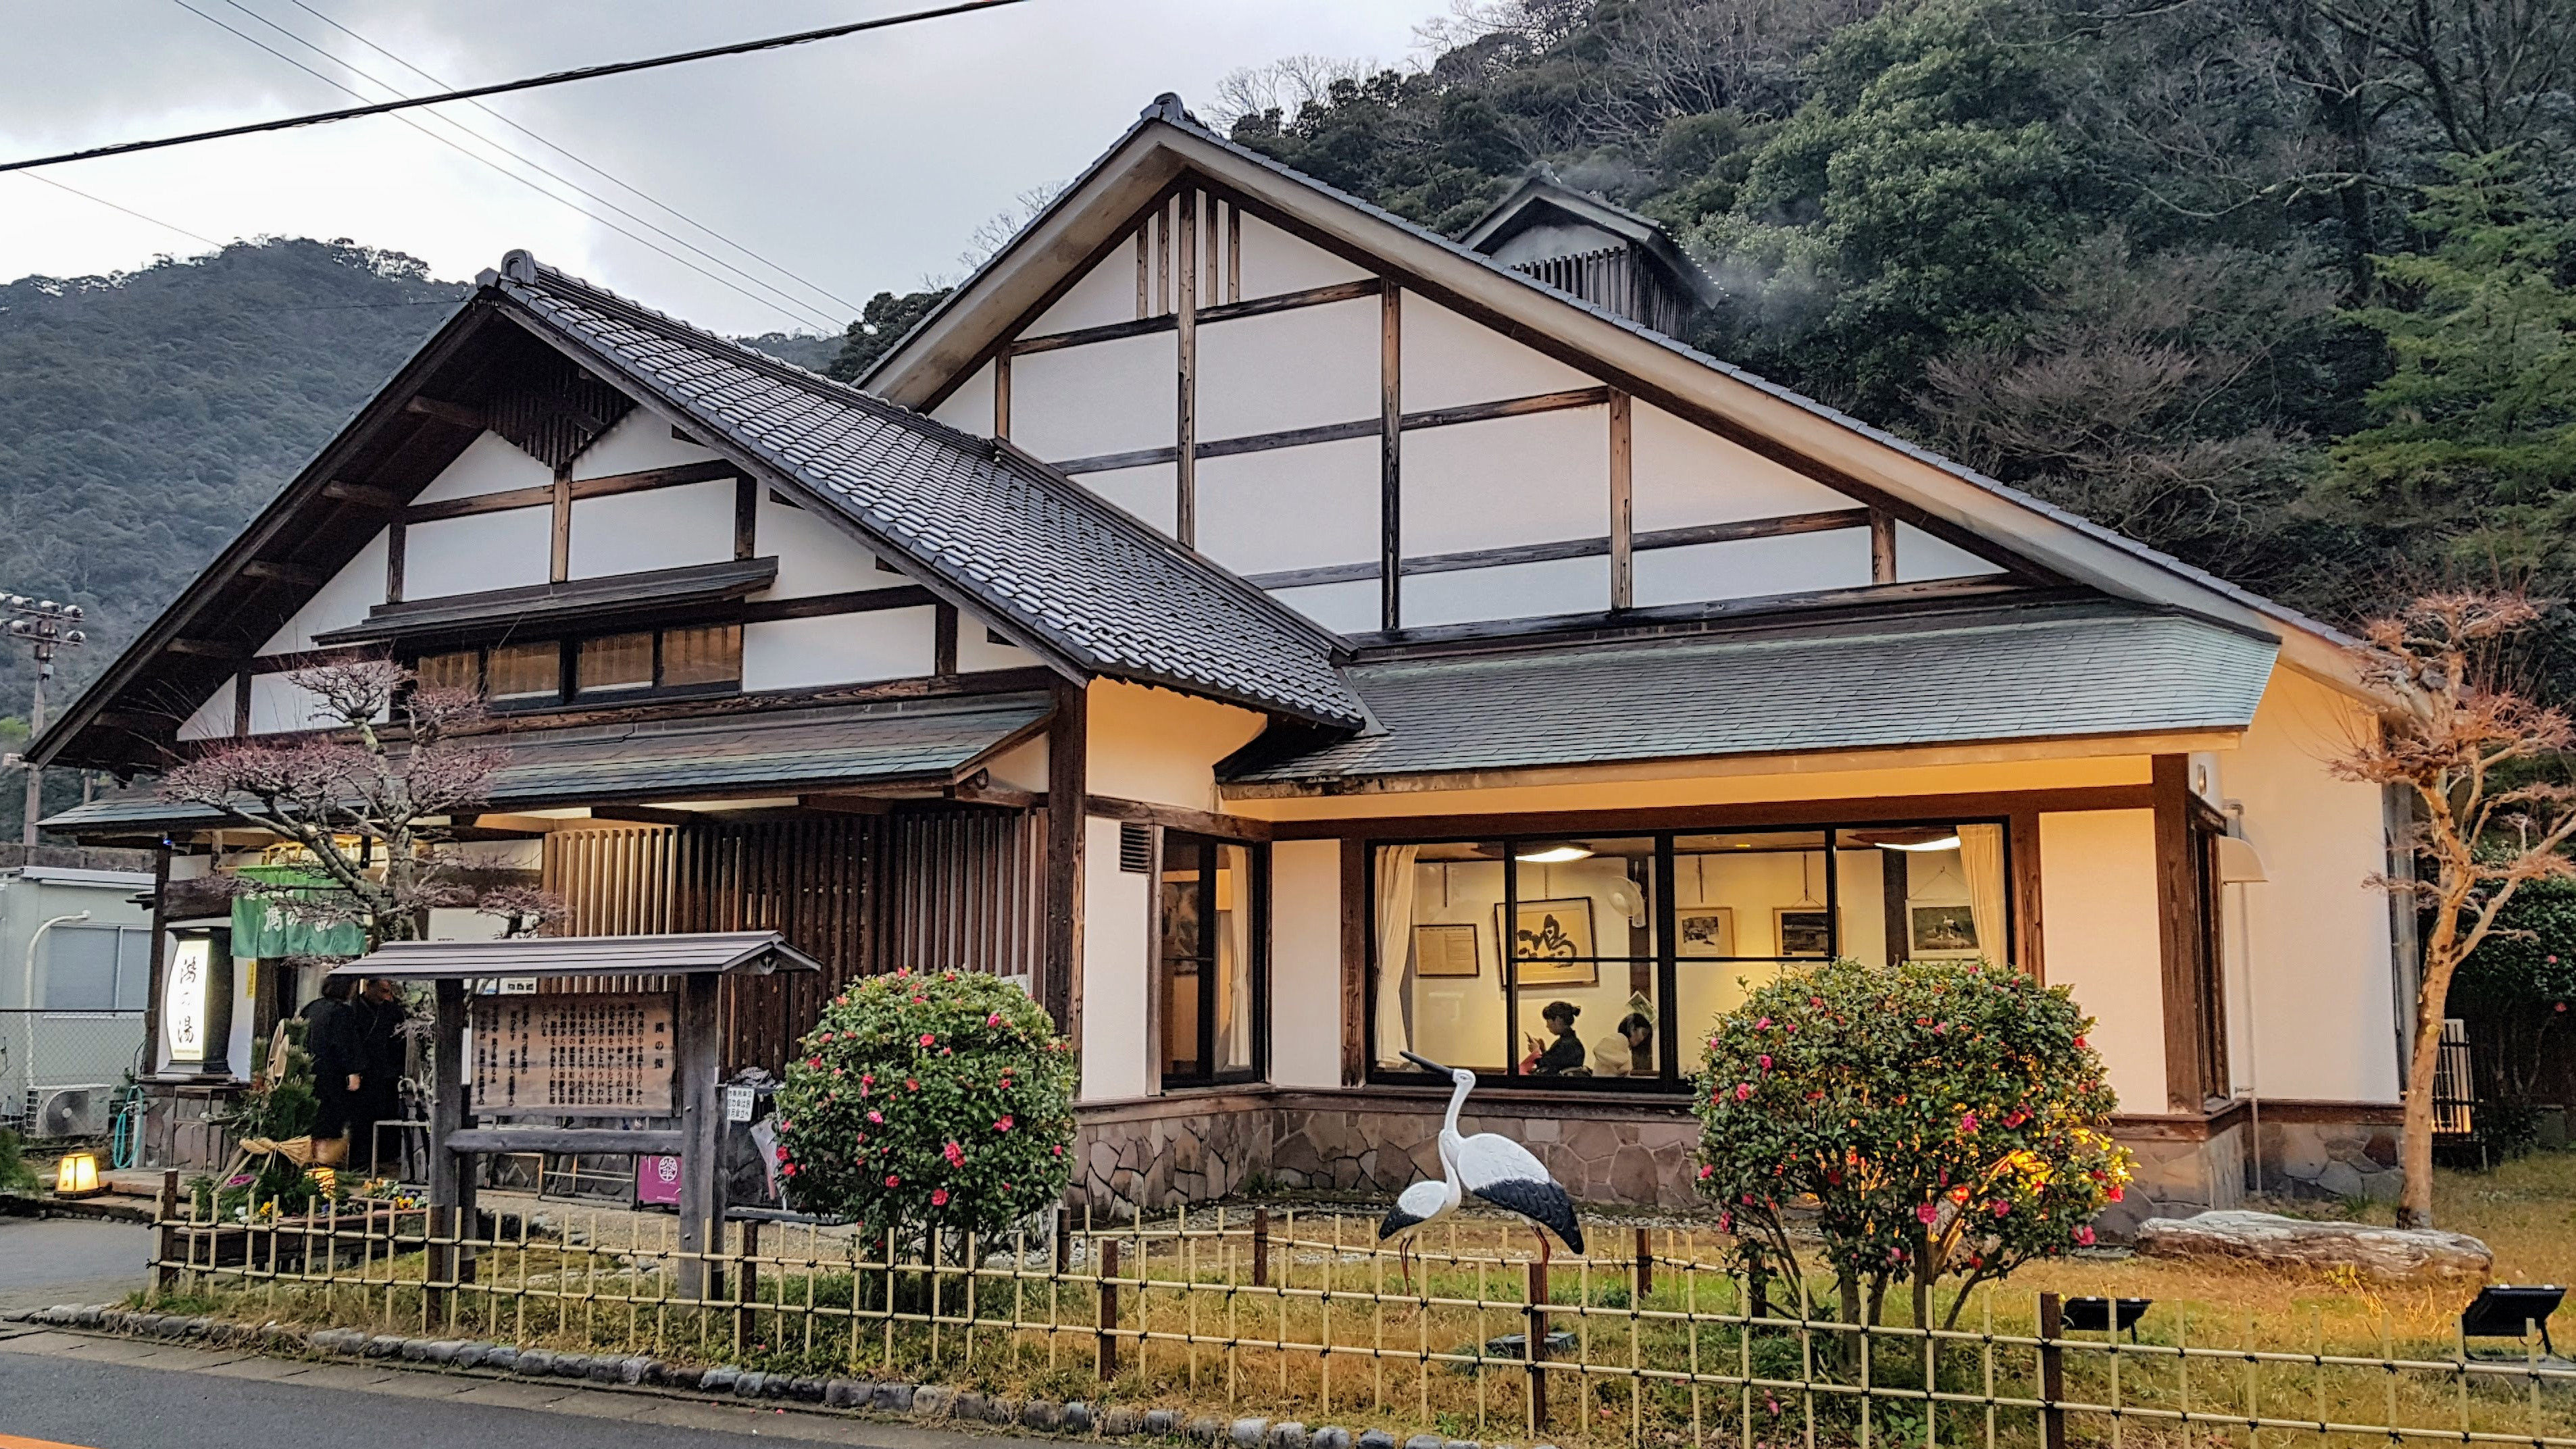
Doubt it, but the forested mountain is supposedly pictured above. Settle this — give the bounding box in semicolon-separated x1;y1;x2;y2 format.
1210;0;2576;640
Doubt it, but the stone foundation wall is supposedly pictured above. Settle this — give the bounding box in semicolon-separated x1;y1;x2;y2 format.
2100;1123;2246;1238
139;1086;238;1171
1071;1096;1273;1213
1271;1097;1702;1209
2251;1117;2400;1202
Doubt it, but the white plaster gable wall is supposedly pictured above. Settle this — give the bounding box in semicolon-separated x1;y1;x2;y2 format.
1197;298;1378;440
411;430;551;504
2225;666;2402;1104
1080;813;1153;1102
2038;809;2167;1112
247;673;330;735
1405;556;1609;629
1268;838;1343;1090
566;480;735;579
982;737;1049;794
1267;580;1375;636
1403;407;1609;555
175;680;234;741
1399;293;1593;411
405;510;551;599
740;609;937;691
1012;331;1176;461
753;490;909;600
1030;240;1144;336
570;407;718;480
1630;402;1852;529
1080;462;1177;536
1085;679;1267;811
1633;529;1875;609
1236;213;1369;299
956;622;1033;673
931;361;995;436
259;530;390;655
1895;524;2005;584
1196;438;1377;577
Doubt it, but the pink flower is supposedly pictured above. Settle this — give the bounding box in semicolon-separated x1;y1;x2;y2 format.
1052;1144;1065;1156
885;1174;901;1188
919;1032;936;1048
943;1140;965;1167
1757;1054;1772;1071
2073;1035;2088;1049
994;1116;1013;1132
1990;1199;2011;1218
906;1078;919;1091
931;1188;950;1207
868;1111;884;1124
1697;1164;1715;1180
1958;1111;1979;1135
1717;1211;1732;1232
861;1074;875;1087
1754;1017;1771;1031
1915;1202;1939;1225
806;1057;822;1069
2107;1186;2124;1202
2073;1225;2096;1246
987;1012;1004;1027
944;971;958;981
782;1163;798;1177
1734;1082;1752;1102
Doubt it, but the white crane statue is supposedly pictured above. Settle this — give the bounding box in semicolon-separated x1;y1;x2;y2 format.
1378;1048;1584;1288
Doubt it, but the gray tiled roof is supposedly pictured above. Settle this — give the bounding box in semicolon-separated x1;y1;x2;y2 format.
1226;605;2278;786
491;255;1365;729
328;932;821;980
42;696;1048;835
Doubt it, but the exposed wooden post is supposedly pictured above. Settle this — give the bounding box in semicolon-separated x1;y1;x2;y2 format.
1526;1257;1550;1429
2038;1291;2067;1449
677;973;722;1299
1609;390;1634;611
1632;1226;1652;1300
425;978;468;1320
1251;1206;1269;1288
1055;1204;1073;1275
993;351;1013;440
1096;1236;1121;1379
549;464;573;582
732;475;759;561
1041;679;1088;1034
736;1217;762;1350
384;519;406;603
1379;283;1403;632
1869;509;1898;584
2151;755;2204;1111
1175;188;1198;547
154;1169;180;1293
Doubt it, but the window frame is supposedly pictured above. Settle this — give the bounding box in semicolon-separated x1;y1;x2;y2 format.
42;921;153;1015
1157;830;1270;1092
412;621;745;713
1365;818;2015;1092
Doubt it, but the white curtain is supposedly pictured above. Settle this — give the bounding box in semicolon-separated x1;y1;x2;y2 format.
1373;846;1420;1065
1959;824;2011;965
1215;851;1254;1071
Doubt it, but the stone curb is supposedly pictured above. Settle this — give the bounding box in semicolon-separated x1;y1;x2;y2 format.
3;1303;1542;1449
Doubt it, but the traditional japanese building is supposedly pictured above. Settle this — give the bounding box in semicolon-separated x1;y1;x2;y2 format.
36;97;2406;1225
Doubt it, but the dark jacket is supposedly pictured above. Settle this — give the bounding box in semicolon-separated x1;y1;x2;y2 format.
353;994;409;1112
298;997;359;1084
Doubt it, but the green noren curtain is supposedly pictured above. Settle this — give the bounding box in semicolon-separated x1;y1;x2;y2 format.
229;865;368;959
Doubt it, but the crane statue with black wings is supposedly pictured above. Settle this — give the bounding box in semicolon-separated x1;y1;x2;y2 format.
1378;1048;1584;1288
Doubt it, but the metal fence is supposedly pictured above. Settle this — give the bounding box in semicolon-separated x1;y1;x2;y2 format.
145;1184;2576;1449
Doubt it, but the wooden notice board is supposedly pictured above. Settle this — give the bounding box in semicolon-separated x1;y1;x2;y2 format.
472;992;676;1115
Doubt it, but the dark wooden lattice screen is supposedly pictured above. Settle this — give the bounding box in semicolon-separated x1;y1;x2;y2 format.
540;810;1044;1072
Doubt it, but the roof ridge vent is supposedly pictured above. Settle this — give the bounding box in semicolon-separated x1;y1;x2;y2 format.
500;249;540;284
1141;92;1192;124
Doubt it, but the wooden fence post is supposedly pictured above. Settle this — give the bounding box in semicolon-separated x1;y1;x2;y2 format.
1056;1204;1073;1275
736;1218;761;1350
1527;1257;1550;1429
153;1169;180;1294
1251;1206;1269;1288
1633;1227;1652;1300
2038;1291;2067;1449
1096;1237;1121;1379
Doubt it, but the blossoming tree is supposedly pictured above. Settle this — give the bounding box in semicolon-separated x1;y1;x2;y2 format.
1693;956;2132;1332
773;967;1078;1242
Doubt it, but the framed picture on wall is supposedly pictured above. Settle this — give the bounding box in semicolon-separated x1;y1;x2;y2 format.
1676;907;1736;958
1498;898;1597;987
1773;908;1832;957
1910;904;1979;956
1413;923;1481;977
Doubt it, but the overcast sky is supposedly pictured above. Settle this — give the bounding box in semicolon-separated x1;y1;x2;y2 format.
1;0;1434;334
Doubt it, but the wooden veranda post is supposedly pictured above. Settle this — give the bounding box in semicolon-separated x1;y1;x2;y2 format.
678;969;724;1300
2038;1291;2067;1449
426;977;470;1318
1527;1257;1550;1429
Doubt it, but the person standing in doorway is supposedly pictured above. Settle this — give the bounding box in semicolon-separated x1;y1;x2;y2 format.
349;979;410;1175
299;976;361;1162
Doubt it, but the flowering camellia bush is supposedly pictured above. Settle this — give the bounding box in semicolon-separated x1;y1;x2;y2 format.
1693;956;2132;1330
774;967;1078;1240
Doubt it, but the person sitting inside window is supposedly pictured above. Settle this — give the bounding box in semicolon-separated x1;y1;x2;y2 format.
1520;1000;1589;1075
1592;1011;1654;1076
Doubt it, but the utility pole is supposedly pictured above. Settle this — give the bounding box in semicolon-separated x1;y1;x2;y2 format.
5;597;84;846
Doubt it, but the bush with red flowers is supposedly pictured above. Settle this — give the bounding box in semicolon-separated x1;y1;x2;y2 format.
774;967;1076;1239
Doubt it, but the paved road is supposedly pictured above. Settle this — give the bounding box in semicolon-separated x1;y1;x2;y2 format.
0;1216;150;1313
0;1329;1011;1449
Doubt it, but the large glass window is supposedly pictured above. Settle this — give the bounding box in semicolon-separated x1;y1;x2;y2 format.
1373;821;2014;1088
416;622;743;711
1159;834;1264;1088
43;924;152;1012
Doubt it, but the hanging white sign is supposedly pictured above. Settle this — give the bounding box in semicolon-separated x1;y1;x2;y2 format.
162;936;213;1066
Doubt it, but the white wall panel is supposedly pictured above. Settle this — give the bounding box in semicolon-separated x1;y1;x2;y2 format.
958;617;1034;672
1198;298;1378;440
1269;580;1378;635
755;490;905;599
1402;408;1609;556
1029;240;1140;336
405;510;550;599
567;479;736;580
411;430;551;505
1632;528;1874;609
1399;294;1593;412
1079;815;1153;1102
1631;401;1855;530
247;673;329;735
175;679;235;742
259;530;388;654
1269;838;1343;1090
571;407;717;480
1236;213;1369;299
1198;438;1378;577
1402;556;1608;628
2039;809;2167;1111
740;609;935;690
1079;462;1177;536
1894;522;2006;583
931;361;995;436
1011;332;1175;461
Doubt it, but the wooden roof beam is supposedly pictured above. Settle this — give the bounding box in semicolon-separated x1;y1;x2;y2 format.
241;559;326;587
403;395;485;429
320;480;404;509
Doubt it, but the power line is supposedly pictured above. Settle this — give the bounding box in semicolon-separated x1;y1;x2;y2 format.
15;173;222;249
276;0;865;320
163;0;839;330
0;0;1030;178
210;0;853;328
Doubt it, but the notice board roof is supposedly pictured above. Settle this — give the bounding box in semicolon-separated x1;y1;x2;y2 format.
327;931;822;980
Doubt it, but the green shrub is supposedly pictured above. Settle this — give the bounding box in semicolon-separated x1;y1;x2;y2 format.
1693;956;2132;1329
0;1127;35;1192
774;968;1077;1240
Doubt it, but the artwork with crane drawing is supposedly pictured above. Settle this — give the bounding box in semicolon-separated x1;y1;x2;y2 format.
1378;1048;1584;1290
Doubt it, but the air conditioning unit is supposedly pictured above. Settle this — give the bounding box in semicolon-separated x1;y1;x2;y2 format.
32;1083;111;1140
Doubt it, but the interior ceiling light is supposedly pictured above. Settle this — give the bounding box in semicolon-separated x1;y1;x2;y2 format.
1513;842;1595;863
1850;828;1963;853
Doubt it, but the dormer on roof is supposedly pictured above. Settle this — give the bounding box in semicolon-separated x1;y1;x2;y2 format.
1459;174;1716;338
